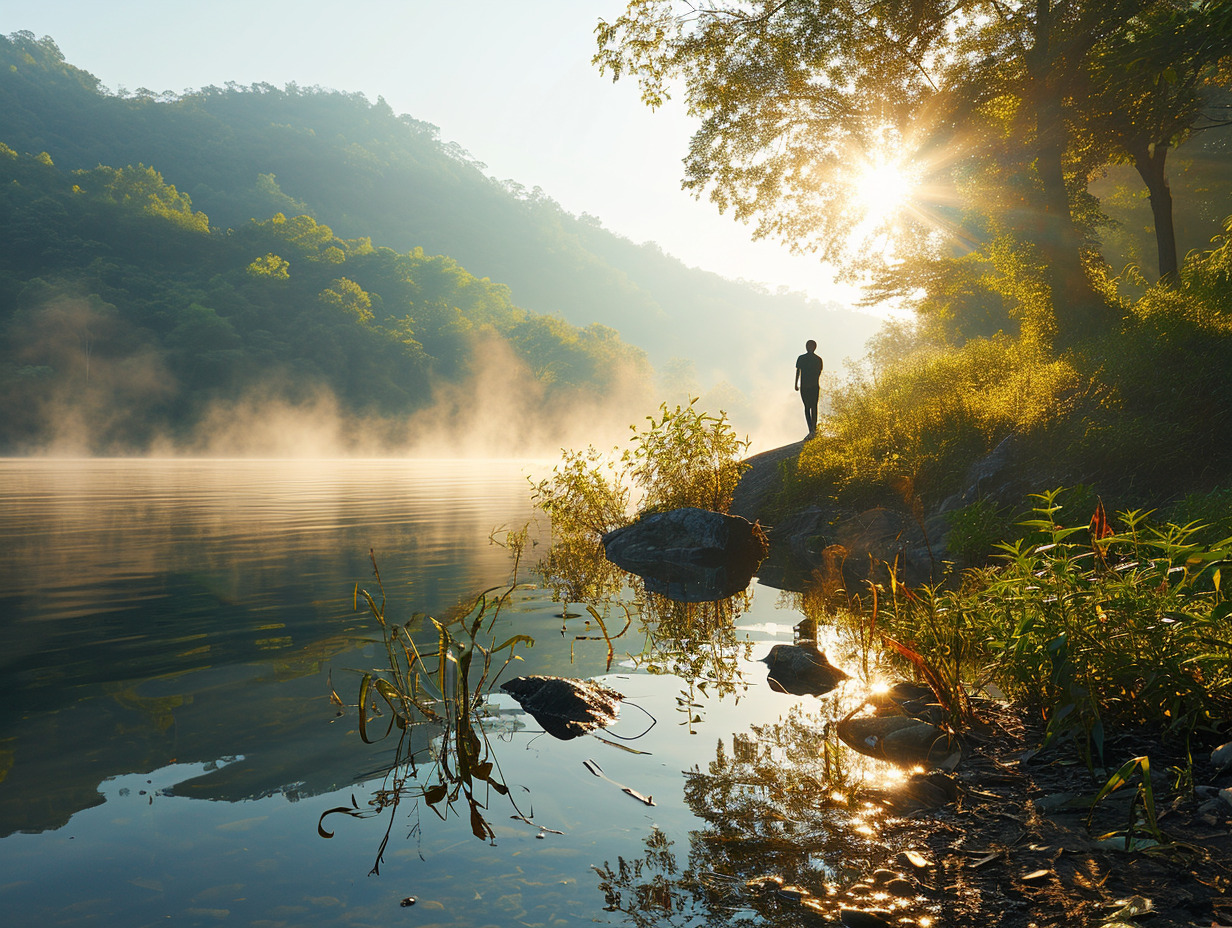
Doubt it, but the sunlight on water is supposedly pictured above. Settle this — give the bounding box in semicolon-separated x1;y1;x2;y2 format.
0;458;942;927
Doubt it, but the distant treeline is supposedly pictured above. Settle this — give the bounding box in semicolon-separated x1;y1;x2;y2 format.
0;30;882;446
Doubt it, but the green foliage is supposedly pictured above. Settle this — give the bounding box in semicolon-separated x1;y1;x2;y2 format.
532;445;630;539
533;398;750;541
0;139;650;450
626;399;750;514
317;277;373;324
1164;488;1232;547
945;499;1018;567
246;252;289;279
530;400;751;647
0;31;880;394
796;336;1079;505
880;490;1232;763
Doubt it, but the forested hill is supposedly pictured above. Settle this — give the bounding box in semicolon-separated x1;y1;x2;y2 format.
0;31;880;418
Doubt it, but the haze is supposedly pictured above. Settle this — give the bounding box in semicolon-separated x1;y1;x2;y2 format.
10;0;862;307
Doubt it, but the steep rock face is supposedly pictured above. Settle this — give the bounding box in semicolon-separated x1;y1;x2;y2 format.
601;507;768;602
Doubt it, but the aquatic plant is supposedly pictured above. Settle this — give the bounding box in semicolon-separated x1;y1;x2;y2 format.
320;552;536;870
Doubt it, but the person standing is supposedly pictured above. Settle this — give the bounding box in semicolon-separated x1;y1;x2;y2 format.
794;339;823;437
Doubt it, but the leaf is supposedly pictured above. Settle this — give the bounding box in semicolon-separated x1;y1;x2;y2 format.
470;802;492;840
423;783;447;805
357;673;374;743
317;805;359;838
492;634;535;653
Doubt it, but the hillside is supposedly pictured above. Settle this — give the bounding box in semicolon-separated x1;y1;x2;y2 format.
0;30;881;406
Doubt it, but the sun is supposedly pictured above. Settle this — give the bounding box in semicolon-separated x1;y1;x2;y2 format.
854;159;916;226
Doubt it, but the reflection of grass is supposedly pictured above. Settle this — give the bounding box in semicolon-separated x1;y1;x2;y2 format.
633;592;754;731
320;552;536;872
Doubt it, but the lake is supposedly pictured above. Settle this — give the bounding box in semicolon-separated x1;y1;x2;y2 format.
0;458;917;927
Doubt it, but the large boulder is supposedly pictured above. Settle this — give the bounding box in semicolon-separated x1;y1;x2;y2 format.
601;507;769;602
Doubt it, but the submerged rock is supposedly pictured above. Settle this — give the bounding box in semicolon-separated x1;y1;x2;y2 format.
601;507;769;602
869;680;947;725
500;675;623;741
837;714;962;769
761;643;849;696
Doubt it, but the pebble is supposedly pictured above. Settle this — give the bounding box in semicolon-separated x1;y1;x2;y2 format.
896;849;931;871
1211;741;1232;770
1220;787;1232;811
399;896;416;907
840;908;895;928
885;877;916;897
870;869;902;886
1198;799;1225;816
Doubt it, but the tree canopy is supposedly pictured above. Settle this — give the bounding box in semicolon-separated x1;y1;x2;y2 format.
595;0;1232;346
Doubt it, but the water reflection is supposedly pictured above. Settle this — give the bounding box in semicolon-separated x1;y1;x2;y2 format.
595;704;943;928
534;530;757;724
0;458;547;836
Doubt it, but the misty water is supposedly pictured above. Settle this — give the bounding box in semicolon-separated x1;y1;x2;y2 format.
0;458;918;928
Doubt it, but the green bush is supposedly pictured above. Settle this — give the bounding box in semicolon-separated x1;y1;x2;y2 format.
795;336;1080;506
880;490;1232;763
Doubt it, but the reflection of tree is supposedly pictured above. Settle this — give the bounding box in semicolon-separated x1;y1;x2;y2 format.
595;706;923;928
537;531;625;615
633;591;753;732
534;529;755;709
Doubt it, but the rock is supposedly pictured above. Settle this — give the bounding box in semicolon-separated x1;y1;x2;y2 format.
837;714;962;769
834;507;935;588
869;680;946;724
761;643;849;696
895;849;931;872
602;507;768;602
1212;741;1232;772
729;441;805;519
885;877;916;897
1221;787;1232;811
500;675;623;740
840;908;894;928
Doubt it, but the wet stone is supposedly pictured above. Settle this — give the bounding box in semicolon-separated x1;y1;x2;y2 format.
886;878;916;897
840;908;895;928
500;675;623;740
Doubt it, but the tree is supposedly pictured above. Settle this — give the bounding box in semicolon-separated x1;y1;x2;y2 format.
595;1;1197;344
1080;0;1232;284
317;277;374;324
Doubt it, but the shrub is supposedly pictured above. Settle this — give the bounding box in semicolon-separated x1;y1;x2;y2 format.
880;490;1232;764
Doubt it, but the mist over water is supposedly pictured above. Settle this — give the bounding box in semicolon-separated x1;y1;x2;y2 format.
14;317;837;460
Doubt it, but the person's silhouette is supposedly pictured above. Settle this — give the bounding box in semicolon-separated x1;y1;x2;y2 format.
794;339;823;437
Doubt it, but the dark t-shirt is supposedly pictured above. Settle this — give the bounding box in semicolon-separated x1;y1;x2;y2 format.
796;352;822;396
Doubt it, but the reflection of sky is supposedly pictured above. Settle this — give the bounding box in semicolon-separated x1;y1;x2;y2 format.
0;458;919;926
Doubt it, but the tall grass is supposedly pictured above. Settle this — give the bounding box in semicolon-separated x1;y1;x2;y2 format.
877;491;1232;766
321;552;535;871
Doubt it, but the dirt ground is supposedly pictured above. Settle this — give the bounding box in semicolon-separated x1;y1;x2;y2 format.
876;708;1232;927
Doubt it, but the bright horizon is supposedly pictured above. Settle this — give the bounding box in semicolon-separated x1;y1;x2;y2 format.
6;0;869;310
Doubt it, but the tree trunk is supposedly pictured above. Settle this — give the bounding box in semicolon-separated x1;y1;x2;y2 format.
1028;0;1116;347
1132;142;1179;286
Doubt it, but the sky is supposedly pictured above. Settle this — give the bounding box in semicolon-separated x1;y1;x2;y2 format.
5;0;864;308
